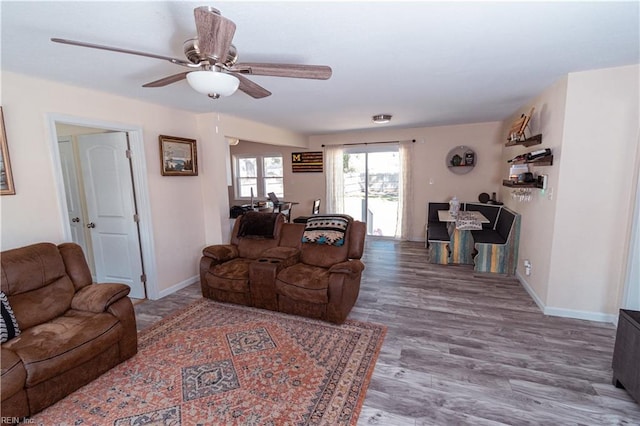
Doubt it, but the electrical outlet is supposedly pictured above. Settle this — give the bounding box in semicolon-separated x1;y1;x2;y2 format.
524;259;532;276
547;187;553;200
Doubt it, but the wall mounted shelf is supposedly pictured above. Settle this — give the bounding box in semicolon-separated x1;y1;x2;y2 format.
446;146;476;175
511;155;554;167
502;179;542;189
505;134;543;148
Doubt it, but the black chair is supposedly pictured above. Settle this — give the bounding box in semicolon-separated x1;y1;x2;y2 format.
426;202;450;247
293;199;321;223
274;202;292;222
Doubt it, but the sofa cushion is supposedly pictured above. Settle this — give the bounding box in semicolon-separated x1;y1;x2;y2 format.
7;276;75;331
428;202;450;223
427;224;450;241
471;229;506;245
464;203;500;230
1;243;67;295
207;258;255;293
1;348;26;400
276;263;331;304
3;310;122;387
1;291;20;342
495;209;516;240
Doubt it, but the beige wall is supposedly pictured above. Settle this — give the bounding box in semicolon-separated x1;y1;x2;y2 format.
499;77;568;309
220;114;307;148
309;122;505;240
228;123;505;241
0;72;229;296
548;65;639;316
501;65;640;320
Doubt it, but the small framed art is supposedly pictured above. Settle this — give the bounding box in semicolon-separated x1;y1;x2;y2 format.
0;107;16;195
159;135;198;176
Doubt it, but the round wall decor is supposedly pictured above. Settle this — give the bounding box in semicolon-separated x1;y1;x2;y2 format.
446;146;476;175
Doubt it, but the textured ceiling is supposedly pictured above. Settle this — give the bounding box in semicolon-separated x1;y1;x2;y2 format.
2;1;638;135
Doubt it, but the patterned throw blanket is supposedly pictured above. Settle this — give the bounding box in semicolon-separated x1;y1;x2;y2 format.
455;211;482;230
302;215;352;246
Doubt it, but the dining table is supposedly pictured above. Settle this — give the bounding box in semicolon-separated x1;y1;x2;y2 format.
438;210;490;264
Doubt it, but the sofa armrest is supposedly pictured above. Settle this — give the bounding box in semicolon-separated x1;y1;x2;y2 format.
1;347;26;401
260;247;300;267
202;244;238;262
329;260;365;277
71;283;131;313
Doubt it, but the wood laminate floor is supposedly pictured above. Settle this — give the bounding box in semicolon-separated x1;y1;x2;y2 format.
134;239;640;425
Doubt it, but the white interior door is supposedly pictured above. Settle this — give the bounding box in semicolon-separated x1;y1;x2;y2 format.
58;138;90;263
78;132;145;299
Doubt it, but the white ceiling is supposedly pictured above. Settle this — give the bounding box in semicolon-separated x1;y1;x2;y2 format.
2;1;638;135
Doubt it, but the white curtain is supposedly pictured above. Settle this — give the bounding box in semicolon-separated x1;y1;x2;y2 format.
324;145;344;214
395;140;413;239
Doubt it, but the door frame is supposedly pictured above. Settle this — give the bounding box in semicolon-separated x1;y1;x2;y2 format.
46;114;159;300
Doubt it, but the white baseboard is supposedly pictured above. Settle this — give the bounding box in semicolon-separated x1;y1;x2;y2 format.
543;306;617;324
516;271;616;324
515;271;546;313
154;275;199;300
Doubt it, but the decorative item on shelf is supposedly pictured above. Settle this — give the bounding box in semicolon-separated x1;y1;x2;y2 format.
446;145;476;174
507;106;535;142
464;150;475;166
449;196;460;216
507;148;553;166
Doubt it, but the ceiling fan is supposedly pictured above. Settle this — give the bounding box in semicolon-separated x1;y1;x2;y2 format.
51;5;332;99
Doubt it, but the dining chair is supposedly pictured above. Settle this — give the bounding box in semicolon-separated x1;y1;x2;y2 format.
293;199;321;223
275;202;292;222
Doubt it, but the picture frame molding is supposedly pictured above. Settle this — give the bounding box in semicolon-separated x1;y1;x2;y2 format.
159;135;198;176
0;106;16;195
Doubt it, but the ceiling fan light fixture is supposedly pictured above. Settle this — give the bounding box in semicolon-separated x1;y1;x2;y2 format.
186;70;239;97
372;114;392;124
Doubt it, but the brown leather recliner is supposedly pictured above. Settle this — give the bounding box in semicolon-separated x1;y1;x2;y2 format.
200;212;289;306
275;215;366;323
200;213;366;324
1;242;137;421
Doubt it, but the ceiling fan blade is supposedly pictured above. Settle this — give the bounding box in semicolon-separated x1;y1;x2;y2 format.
234;73;271;99
142;72;189;88
232;63;332;80
194;6;236;62
51;38;196;67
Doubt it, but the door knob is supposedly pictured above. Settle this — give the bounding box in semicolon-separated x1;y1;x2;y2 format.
86;222;96;229
71;217;80;223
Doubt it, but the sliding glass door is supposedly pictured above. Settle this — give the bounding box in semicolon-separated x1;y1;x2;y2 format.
343;147;399;237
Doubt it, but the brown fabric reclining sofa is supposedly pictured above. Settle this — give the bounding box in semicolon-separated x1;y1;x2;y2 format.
1;242;138;421
200;212;366;324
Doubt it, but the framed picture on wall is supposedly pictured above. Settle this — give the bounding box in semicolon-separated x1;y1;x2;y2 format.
159;135;198;176
0;107;16;195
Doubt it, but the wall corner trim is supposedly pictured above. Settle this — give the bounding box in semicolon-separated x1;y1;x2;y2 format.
156;275;199;300
516;272;616;324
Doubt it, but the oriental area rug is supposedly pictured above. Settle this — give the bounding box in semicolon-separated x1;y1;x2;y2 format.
30;299;386;425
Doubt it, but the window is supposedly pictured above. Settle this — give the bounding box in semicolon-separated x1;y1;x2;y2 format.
234;154;283;199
